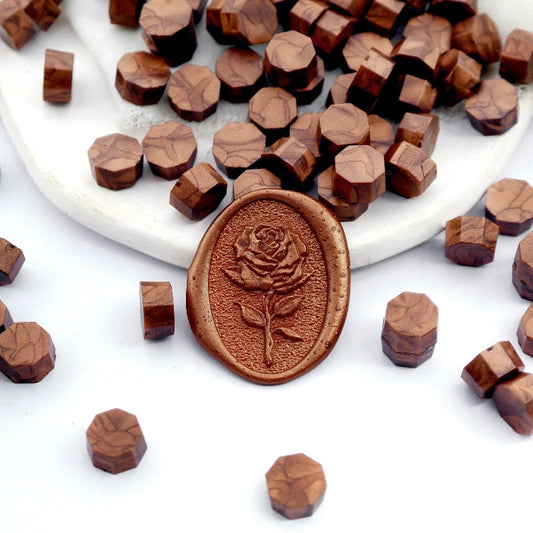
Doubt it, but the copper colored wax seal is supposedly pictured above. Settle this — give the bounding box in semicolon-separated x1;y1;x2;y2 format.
186;189;350;385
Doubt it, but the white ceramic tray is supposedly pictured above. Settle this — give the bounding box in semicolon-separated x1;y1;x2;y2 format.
1;0;532;268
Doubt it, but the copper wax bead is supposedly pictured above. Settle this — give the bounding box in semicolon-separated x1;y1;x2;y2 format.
290;112;321;160
493;372;533;435
215;47;264;103
212;121;266;178
186;189;350;384
485;178;533;236
266;453;326;519
140;281;175;339
437;49;481;105
513;231;533;301
395;74;438;117
403;13;452;54
342;32;393;73
0;238;25;286
368;114;395;156
318;103;370;158
88;133;143;191
43;49;74;103
462;341;524;399
500;29;533;85
451;13;501;66
326;72;355;105
445;215;499;267
289;0;327;35
311;9;356;65
139;0;196;67
518;304;533;357
381;292;438;368
465;79;518;136
168;64;220;122
169;163;227;221
334;145;385;204
109;0;145;27
260;137;316;190
232;169;281;200
291;57;325;105
248;87;297;142
395;112;439;156
142;121;197;180
428;0;477;25
391;36;441;81
0;300;13;334
86;408;147;474
115;51;170;106
20;0;61;31
317;166;368;222
0;322;55;383
327;0;370;18
385;141;437;198
365;0;406;37
0;0;36;50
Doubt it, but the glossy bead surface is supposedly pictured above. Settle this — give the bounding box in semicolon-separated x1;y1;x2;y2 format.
140;281;175;339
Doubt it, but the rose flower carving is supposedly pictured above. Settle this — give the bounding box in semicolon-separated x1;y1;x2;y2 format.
224;224;312;367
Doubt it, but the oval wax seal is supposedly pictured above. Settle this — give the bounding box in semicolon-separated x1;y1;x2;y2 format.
186;189;350;385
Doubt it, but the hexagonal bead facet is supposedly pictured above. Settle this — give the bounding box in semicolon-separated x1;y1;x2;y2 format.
485;178;533;236
462;341;524;399
518;304;533;357
493;372;533;435
0;238;25;286
86;408;147;474
445;215;499;267
169;163;227;220
381;291;438;367
334;145;385;203
265;453;326;519
0;322;56;383
220;0;278;45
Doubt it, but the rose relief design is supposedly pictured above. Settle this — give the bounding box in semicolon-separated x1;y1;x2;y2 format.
224;224;312;367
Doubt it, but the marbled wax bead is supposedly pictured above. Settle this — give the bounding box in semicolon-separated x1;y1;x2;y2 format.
326;0;371;18
288;0;327;35
232;168;281;200
500;29;533;85
0;300;13;334
462;341;524;399
512;231;533;300
220;0;278;45
212;121;266;178
444;215;499;267
518;304;533;357
169;163;227;221
290;57;325;105
19;0;61;31
391;36;441;82
0;238;25;286
311;9;356;67
109;0;145;27
385;141;437;198
437;48;481;105
403;13;452;54
395;112;439;156
485;178;533;236
140;281;175;339
0;0;36;50
368;114;395;155
168;64;220;122
215;47;264;103
142;121;197;179
342;32;393;73
43;49;74;103
290;112;322;160
493;372;533;435
326;72;356;105
115;51;170;106
393;74;438;118
465;79;518;136
364;0;405;37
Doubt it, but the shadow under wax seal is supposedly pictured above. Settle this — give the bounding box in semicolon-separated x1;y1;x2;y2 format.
186;189;350;384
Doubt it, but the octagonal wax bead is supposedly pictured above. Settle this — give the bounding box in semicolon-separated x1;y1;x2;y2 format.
437;49;481;105
365;0;406;37
462;341;524;399
168;64;220;122
20;0;61;31
445;215;499;267
259;137;316;190
169;163;227;221
0;238;25;286
385;141;437;198
264;31;317;90
391;36;441;83
451;13;501;66
334;145;385;204
395;112;439;156
318;103;370;158
310;9;356;65
500;29;533;85
428;0;477;25
232;168;281;200
518;304;533;357
326;72;355;106
142;121;197;180
326;0;370;18
43;49;74;103
140;281;175;339
0;0;36;50
0;322;55;383
248;87;297;143
212;121;266;179
368;114;395;156
115;51;170;106
88;133;143;191
395;74;438;117
317;166;368;222
109;0;145;27
493;372;533;435
0;300;13;334
342;32;393;73
381;292;438;367
485;178;533;236
290;57;324;106
86;408;147;474
288;0;328;36
465;79;518;136
403;13;452;55
290;112;321;160
265;453;326;519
